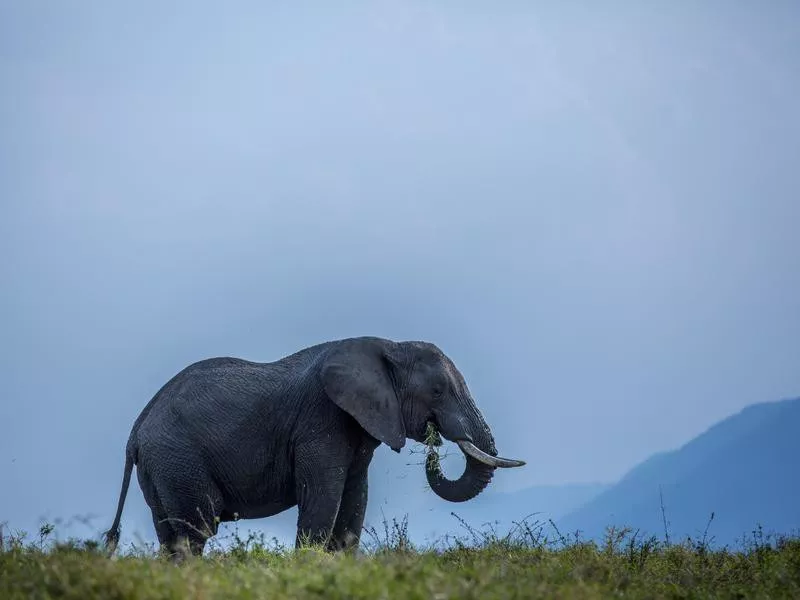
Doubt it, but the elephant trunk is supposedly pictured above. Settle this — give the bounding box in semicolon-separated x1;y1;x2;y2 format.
425;450;496;503
424;416;525;503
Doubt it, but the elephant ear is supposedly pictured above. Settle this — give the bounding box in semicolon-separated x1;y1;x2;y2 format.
321;338;406;452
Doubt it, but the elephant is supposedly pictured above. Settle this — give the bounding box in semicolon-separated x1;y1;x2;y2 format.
103;336;525;558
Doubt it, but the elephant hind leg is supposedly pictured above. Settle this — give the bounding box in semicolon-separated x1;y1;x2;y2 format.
152;472;224;559
162;494;222;560
137;467;176;554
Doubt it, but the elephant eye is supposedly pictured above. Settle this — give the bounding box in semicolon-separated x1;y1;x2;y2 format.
432;385;444;398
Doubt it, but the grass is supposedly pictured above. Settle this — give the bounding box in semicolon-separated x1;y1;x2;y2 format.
2;517;799;599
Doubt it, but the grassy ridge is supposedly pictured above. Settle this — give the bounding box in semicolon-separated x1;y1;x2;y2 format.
2;520;799;599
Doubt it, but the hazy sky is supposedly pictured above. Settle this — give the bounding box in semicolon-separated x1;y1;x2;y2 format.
2;1;799;546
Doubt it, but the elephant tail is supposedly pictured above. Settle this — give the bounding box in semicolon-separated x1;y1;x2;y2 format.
103;446;135;555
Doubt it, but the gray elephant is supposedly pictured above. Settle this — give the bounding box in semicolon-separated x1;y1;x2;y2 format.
104;336;524;557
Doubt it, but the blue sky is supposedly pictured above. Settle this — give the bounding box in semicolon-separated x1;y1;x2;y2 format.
2;1;799;545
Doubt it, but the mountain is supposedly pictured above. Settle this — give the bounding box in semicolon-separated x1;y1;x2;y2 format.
556;397;800;547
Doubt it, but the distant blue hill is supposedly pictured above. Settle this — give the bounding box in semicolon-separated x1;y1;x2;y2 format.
555;397;800;548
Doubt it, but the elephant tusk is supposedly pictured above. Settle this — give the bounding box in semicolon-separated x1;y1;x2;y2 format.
456;440;526;468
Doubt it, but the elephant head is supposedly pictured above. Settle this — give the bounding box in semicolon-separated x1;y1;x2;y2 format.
321;337;525;503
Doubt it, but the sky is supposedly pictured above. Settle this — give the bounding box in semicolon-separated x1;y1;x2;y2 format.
2;1;799;547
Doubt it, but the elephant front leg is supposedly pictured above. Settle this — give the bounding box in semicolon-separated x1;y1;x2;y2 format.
327;467;368;553
294;464;348;549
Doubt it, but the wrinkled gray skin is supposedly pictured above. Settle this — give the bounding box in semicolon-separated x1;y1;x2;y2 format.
104;336;522;558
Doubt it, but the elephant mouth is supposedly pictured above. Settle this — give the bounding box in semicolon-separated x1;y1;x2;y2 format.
422;420;444;446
